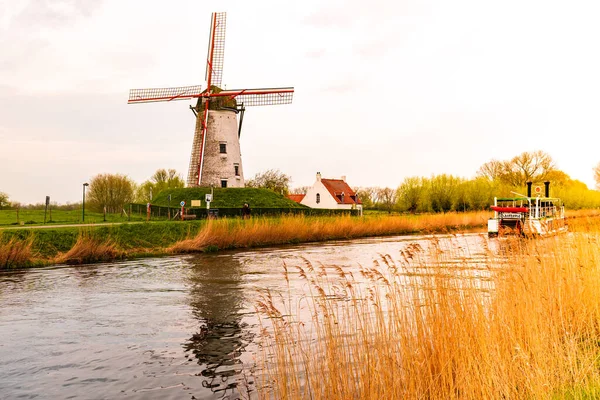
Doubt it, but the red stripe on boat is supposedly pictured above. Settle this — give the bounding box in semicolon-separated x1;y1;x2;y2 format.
491;206;528;213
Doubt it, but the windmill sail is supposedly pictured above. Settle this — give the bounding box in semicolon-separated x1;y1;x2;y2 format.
205;12;226;88
128;85;203;104
212;88;294;106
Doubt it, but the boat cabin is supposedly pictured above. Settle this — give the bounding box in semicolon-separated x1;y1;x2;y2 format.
488;181;567;237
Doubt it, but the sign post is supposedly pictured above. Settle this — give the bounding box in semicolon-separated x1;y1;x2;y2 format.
146;203;151;221
180;201;186;220
44;196;50;224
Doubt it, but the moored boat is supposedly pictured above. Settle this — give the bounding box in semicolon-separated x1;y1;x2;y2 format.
488;181;567;237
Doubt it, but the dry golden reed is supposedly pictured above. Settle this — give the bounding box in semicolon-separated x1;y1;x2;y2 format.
256;219;600;399
0;234;35;268
169;212;488;253
55;233;123;265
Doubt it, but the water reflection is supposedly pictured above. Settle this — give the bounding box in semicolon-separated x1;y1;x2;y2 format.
183;254;255;399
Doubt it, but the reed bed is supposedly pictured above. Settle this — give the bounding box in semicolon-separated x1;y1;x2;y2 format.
54;233;123;265
0;234;36;269
256;220;600;399
566;208;600;219
169;212;488;253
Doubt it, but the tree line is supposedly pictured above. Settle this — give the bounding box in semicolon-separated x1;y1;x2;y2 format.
354;151;600;212
3;151;600;214
0;169;185;213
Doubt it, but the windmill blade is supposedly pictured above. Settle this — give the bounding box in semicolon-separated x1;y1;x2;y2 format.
128;85;203;104
205;12;226;88
187;102;210;186
213;87;294;106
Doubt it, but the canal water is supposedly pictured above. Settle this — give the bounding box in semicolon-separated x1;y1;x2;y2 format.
0;233;489;400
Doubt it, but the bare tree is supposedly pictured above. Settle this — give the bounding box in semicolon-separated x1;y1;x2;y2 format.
477;159;505;181
377;187;397;213
354;187;375;209
290;186;310;195
477;151;556;186
246;169;291;195
505;150;556;185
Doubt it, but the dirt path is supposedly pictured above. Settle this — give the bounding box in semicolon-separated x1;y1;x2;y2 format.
0;222;143;230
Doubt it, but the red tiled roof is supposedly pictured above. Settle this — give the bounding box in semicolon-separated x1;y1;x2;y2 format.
320;179;362;204
287;194;305;203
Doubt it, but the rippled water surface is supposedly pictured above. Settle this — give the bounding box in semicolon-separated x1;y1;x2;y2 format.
0;233;489;399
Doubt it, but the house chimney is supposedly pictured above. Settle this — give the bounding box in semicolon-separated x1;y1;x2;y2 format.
526;181;532;197
341;175;346;182
316;172;321;182
544;181;550;197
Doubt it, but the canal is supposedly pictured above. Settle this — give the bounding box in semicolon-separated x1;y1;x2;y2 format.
0;233;489;399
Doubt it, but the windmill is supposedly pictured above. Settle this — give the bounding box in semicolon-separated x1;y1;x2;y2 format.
128;12;294;188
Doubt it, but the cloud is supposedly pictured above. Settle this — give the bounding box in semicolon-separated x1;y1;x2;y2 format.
10;0;101;28
305;48;327;59
322;81;357;94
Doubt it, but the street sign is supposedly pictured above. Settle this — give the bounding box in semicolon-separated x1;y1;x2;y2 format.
205;194;212;202
180;201;186;207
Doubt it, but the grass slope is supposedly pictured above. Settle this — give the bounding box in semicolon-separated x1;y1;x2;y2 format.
152;187;306;209
1;221;207;259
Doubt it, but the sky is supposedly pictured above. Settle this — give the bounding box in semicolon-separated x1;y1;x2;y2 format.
2;0;600;204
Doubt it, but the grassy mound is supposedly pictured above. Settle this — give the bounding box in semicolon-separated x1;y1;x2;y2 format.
152;187;306;209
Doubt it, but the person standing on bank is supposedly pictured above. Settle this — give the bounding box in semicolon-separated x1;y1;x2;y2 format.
242;203;251;219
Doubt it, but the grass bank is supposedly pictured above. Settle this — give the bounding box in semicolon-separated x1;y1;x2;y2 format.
2;209;599;270
0;212;489;269
256;217;600;399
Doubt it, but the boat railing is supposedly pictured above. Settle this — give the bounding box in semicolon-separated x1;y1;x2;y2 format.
528;205;564;219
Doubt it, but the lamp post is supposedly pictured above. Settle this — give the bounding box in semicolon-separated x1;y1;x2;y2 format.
82;183;89;222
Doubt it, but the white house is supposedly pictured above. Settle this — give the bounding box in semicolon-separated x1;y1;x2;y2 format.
288;172;362;212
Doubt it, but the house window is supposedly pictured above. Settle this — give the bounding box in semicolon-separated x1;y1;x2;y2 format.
219;143;227;154
316;193;320;204
341;193;345;203
221;179;228;188
234;164;240;176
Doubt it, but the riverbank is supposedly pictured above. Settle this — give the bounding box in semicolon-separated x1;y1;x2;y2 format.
1;212;489;269
2;209;599;270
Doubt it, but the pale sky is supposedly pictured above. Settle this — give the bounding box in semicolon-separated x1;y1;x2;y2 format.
2;0;600;204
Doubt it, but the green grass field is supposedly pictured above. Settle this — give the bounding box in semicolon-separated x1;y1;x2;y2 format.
152;187;305;208
0;209;148;226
